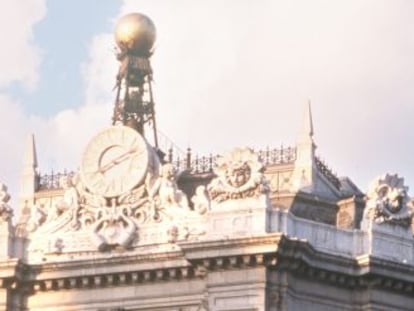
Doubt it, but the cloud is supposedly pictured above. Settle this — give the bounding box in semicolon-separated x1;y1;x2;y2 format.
0;5;114;203
0;0;46;89
0;0;46;202
81;33;118;107
0;95;26;184
117;0;414;189
29;33;116;175
2;0;414;208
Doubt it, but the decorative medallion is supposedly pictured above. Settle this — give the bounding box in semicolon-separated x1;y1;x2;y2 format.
208;148;269;202
364;173;413;227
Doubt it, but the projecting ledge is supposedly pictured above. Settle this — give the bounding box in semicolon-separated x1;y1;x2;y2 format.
178;233;284;260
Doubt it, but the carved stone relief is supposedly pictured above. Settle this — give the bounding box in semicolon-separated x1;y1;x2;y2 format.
26;129;207;253
207;148;269;203
0;182;12;222
363;174;413;227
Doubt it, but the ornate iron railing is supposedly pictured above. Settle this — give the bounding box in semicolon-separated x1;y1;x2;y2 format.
173;152;218;174
315;156;341;190
37;149;342;192
38;170;75;190
36;146;297;189
171;146;296;174
257;146;297;166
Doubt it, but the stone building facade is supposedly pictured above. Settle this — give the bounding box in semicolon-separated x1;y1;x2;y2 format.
0;12;413;311
0;103;412;310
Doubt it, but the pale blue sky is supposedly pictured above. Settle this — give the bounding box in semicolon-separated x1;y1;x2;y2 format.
9;0;119;116
1;0;414;200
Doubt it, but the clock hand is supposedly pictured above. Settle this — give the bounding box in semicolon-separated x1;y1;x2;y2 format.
98;148;139;174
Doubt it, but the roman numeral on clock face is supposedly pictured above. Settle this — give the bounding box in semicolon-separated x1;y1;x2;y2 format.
80;126;150;197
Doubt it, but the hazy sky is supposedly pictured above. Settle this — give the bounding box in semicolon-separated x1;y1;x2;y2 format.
0;0;413;202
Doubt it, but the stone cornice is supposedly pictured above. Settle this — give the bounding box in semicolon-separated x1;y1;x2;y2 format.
182;233;414;296
1;232;414;296
24;248;187;280
274;236;414;295
0;258;20;282
178;233;284;259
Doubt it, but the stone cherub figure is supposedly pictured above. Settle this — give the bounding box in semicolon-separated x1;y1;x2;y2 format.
46;175;81;229
150;163;189;209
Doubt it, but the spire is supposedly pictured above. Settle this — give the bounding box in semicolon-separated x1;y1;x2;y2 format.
290;100;316;193
299;99;314;143
23;134;38;173
19;133;39;212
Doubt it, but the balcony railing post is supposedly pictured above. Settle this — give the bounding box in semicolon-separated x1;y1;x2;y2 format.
186;148;191;170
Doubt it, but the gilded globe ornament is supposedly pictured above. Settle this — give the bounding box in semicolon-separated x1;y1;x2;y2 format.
114;12;156;56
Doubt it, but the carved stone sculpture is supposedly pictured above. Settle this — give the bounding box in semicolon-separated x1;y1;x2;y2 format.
90;202;137;251
26;203;46;233
46;175;80;227
167;225;179;243
208;148;269;203
31;175;82;235
0;183;12;222
26;127;207;253
152;163;189;209
363;174;413;227
191;185;210;214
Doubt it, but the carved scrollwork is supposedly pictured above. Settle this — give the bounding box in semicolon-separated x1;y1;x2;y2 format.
364;173;413;227
207;148;269;203
0;182;12;222
27;144;207;252
90;204;137;251
118;185;146;206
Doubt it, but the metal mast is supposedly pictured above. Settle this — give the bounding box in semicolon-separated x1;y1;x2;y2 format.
112;13;159;148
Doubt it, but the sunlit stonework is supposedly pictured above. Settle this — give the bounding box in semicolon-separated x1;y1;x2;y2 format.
208;147;269;202
0;182;12;222
1;11;414;311
364;173;413;227
26;126;207;253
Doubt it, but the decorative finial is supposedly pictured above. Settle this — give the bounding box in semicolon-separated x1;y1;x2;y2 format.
112;12;159;148
301;99;314;140
23;134;38;171
362;173;413;228
114;13;156;57
291;99;316;193
296;99;315;148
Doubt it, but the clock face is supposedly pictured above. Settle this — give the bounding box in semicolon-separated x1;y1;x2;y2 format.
80;126;149;198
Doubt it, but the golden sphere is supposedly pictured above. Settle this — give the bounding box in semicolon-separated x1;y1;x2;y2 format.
114;13;156;56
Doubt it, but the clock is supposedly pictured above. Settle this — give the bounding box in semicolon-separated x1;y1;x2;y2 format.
80;126;149;198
